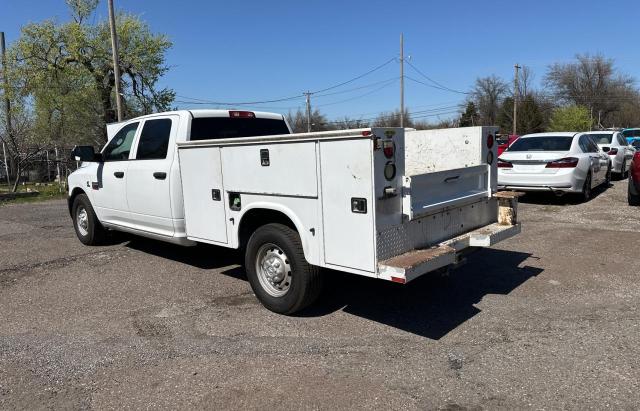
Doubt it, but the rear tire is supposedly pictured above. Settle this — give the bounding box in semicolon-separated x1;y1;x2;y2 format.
629;177;640;206
580;172;592;203
620;161;627;179
605;164;612;186
245;223;323;314
72;194;106;245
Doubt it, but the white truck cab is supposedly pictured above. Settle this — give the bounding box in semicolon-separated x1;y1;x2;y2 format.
68;109;520;314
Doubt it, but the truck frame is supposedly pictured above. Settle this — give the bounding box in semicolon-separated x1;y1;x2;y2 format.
68;110;520;314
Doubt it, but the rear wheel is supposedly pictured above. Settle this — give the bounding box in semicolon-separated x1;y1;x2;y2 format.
620;161;627;179
629;177;640;206
245;223;323;314
580;172;592;202
72;194;106;245
605;164;612;186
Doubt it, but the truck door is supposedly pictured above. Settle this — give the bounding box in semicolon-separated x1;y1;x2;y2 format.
92;121;139;226
126;116;178;237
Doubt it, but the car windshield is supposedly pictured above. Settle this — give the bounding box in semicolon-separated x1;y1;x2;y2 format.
507;136;573;152
622;129;640;138
587;134;613;144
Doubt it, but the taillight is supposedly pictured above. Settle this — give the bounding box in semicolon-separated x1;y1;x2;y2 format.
362;130;372;137
383;141;394;158
384;162;396;180
607;148;618;156
546;157;579;168
487;134;494;149
497;159;513;168
229;110;255;118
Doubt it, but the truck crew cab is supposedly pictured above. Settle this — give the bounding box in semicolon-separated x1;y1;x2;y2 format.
68;109;521;314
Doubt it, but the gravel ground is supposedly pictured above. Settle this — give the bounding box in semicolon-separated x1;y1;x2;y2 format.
0;180;639;410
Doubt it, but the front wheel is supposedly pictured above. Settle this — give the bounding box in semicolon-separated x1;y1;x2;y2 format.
72;194;106;245
245;223;322;314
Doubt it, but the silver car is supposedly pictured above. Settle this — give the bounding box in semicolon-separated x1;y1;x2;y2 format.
498;132;611;201
583;131;635;177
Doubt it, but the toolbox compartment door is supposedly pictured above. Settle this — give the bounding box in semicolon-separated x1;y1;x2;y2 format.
320;139;375;273
403;164;490;220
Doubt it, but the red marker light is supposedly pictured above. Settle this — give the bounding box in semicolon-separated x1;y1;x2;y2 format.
229;110;255;118
362;130;372;136
487;134;494;149
383;141;394;158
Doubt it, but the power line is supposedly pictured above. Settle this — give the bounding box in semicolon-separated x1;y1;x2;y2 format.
176;57;397;107
405;60;470;95
316;79;399;108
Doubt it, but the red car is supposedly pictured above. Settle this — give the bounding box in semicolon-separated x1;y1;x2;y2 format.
629;150;640;205
497;135;519;156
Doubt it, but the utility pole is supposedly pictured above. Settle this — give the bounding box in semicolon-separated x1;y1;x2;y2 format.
1;32;12;187
304;91;312;132
400;33;405;128
513;64;520;136
108;0;124;122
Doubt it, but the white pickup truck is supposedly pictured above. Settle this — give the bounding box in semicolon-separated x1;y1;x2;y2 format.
68;109;521;314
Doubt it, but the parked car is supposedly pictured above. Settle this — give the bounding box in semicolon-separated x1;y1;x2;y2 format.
498;132;611;201
622;128;640;145
629;150;640;206
497;134;519;156
582;130;635;178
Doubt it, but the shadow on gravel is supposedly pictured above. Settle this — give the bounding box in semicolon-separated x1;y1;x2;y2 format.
518;183;610;205
124;238;541;340
126;239;242;271
299;248;543;340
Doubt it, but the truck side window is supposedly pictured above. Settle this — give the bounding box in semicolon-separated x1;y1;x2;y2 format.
136;119;172;160
103;122;139;161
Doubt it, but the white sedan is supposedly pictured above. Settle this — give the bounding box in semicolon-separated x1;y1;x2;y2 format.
498;132;611;201
582;131;635;178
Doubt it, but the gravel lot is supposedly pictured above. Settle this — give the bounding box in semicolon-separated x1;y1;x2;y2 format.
1;180;639;410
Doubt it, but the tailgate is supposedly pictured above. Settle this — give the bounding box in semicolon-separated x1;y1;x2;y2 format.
402;164;490;220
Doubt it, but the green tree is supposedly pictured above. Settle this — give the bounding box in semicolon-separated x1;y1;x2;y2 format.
497;95;545;135
548;105;592;132
9;0;174;144
459;101;478;127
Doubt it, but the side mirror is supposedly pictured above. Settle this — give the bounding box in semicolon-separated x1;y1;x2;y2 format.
71;145;101;162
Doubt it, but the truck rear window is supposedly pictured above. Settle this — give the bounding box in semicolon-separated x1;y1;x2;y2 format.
190;117;290;141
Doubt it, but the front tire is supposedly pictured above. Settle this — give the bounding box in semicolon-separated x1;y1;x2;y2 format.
72;194;106;245
245;223;322;314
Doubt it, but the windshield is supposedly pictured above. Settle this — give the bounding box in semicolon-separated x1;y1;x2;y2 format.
587;133;613;144
622;129;640;138
190;117;290;141
507;136;573;152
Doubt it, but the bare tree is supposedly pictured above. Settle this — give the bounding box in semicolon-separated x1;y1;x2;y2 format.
544;54;635;126
471;75;508;125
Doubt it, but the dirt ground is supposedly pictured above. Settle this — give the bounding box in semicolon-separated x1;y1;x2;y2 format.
1;179;639;410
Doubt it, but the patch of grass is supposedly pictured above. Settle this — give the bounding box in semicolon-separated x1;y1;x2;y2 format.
0;182;67;206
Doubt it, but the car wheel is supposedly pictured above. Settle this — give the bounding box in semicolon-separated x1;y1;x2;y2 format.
629;177;640;206
245;223;323;314
620;161;627;179
605;164;612;186
581;172;592;202
72;193;106;245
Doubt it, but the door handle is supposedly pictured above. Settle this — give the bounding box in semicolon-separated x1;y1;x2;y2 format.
114;171;124;178
153;172;167;180
444;175;460;183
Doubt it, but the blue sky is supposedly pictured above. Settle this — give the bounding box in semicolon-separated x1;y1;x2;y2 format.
2;0;640;122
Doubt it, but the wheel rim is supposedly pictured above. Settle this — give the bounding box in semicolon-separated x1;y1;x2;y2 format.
255;243;292;297
76;206;89;236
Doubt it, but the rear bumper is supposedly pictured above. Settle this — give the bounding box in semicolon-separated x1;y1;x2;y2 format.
377;222;521;283
498;168;584;193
